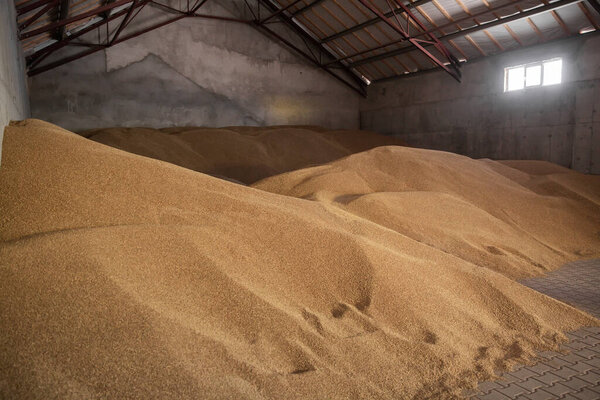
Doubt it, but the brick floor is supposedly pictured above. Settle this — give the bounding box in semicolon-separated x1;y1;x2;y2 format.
468;259;600;400
520;259;600;319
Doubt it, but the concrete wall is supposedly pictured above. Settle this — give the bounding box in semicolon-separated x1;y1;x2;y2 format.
361;34;600;174
29;1;360;132
1;0;30;162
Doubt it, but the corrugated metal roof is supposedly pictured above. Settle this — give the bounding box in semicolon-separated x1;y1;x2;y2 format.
12;0;600;85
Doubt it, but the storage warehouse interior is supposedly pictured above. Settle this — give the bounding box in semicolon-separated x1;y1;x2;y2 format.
1;0;600;398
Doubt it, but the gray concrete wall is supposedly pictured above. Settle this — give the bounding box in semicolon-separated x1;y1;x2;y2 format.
360;34;600;174
29;1;360;131
1;0;30;162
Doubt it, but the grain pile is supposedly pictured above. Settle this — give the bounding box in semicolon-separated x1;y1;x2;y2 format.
254;147;600;279
81;125;404;184
1;119;599;400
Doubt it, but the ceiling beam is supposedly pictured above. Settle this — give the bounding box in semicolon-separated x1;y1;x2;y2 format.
260;0;303;23
28;13;187;76
25;4;137;67
321;0;433;43
255;0;367;91
18;1;58;31
109;0;144;44
356;0;461;81
373;29;600;83
54;0;70;40
348;0;583;68
26;0;366;95
578;2;600;29
323;0;533;67
587;0;600;14
256;23;366;96
17;0;55;15
101;0;117;19
20;0;136;39
290;0;327;17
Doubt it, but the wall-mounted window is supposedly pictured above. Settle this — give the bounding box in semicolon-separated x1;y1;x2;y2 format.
504;58;562;92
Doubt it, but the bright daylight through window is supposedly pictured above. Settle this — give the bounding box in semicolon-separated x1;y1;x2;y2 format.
504;58;562;92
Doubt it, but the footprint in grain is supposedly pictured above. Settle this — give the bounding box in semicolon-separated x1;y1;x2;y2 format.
485;246;504;255
331;302;378;337
331;303;350;319
423;330;438;344
302;309;324;335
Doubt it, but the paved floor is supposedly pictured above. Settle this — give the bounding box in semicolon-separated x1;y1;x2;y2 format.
521;259;600;319
468;259;600;400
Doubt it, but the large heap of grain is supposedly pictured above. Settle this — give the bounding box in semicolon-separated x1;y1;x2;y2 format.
1;120;599;399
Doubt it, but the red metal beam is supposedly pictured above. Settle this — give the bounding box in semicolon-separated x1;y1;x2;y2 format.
27;0;210;76
109;0;142;44
28;14;186;76
323;0;533;66
255;0;368;90
20;0;136;39
259;0;303;24
255;23;366;96
356;0;460;81
320;0;434;43
349;0;581;68
190;0;209;13
18;1;58;31
25;0;365;96
26;5;136;67
17;0;55;15
190;13;252;23
290;0;327;17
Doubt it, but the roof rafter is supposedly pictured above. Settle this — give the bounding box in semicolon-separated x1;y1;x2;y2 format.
255;0;369;93
578;2;599;29
54;0;70;40
17;0;55;15
347;0;582;68
260;0;303;23
586;0;600;14
18;0;57;31
291;0;327;17
20;0;136;39
324;0;533;67
355;0;461;80
320;0;433;43
503;23;523;45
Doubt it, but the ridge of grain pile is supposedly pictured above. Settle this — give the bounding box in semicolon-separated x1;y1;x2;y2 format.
253;146;600;279
81;125;405;184
1;119;599;399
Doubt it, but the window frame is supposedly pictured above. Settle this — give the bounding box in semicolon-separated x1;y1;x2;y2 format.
503;57;562;92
